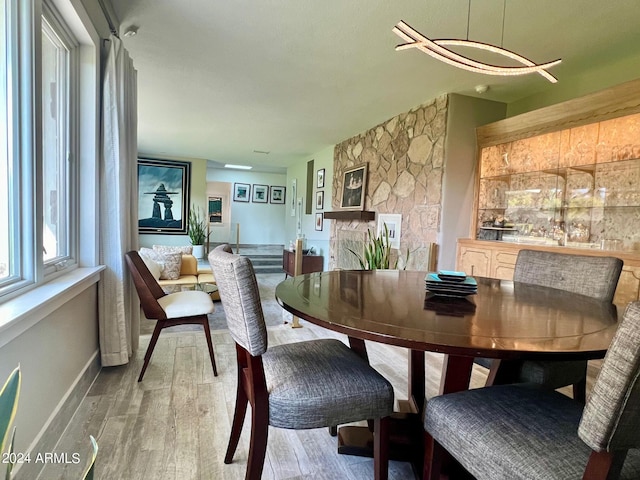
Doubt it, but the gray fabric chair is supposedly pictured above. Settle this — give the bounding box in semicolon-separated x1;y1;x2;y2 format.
479;249;623;402
208;244;394;480
424;300;640;480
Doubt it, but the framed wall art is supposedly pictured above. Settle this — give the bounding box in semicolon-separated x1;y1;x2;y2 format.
340;163;367;210
252;184;269;203
317;168;325;189
315;212;324;231
377;213;402;249
270;185;286;204
208;196;223;223
316;190;324;210
138;158;191;234
233;183;251;202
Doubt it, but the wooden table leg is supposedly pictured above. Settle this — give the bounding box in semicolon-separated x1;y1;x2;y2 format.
337;346;426;478
439;355;474;395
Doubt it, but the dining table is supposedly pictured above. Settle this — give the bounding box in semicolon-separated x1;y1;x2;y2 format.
274;270;621;474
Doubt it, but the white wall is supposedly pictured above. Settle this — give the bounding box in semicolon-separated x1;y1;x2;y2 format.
206;168;287;245
439;94;507;269
285;146;334;270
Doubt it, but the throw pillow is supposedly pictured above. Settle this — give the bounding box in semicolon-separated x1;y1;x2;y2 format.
141;255;162;280
139;247;182;280
153;245;193;255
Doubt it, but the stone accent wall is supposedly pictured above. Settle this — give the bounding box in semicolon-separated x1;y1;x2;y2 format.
330;95;449;270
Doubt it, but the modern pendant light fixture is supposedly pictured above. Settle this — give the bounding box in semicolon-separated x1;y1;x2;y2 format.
393;0;561;83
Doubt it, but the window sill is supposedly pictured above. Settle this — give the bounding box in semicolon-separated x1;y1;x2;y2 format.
0;266;105;349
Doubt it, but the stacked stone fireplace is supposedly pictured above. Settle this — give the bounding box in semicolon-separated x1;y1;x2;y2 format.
329;96;448;271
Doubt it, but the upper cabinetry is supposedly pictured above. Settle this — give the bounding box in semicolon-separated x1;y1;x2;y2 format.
474;79;640;253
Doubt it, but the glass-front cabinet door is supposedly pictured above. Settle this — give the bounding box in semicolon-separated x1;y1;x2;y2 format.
476;112;640;251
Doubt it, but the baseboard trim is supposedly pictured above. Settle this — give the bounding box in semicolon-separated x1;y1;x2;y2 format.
14;351;101;480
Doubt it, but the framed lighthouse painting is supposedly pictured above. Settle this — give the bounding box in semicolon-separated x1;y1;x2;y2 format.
138;158;191;234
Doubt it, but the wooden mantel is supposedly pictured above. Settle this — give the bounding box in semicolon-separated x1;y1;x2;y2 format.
323;211;375;221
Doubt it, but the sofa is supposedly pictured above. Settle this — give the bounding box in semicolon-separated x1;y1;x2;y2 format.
138;246;220;300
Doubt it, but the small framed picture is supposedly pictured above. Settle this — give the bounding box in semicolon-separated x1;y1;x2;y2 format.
270;186;285;204
233;183;250;202
340;163;367;210
252;184;269;203
317;168;325;189
315;212;324;231
377;213;402;249
315;190;324;210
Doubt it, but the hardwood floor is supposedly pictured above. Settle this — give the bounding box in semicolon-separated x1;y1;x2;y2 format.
36;271;595;480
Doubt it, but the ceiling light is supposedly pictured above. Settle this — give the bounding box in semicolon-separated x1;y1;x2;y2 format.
392;1;561;83
224;164;252;170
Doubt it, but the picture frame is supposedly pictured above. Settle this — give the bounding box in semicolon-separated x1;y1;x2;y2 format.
290;179;297;216
252;184;269;203
377;213;402;249
208;196;223;224
138;158;191;234
340;163;367;210
315;190;324;210
233;183;251;202
316;168;325;189
270;185;286;204
315;212;324;231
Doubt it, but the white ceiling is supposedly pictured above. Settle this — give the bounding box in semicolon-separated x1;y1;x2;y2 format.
109;0;640;172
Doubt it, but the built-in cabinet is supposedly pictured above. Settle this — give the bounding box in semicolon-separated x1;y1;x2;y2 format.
457;78;640;306
476;114;640;250
456;239;640;305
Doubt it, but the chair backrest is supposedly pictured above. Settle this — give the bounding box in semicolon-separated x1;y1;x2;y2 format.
124;250;167;320
513;249;623;301
579;301;640;452
208;244;268;356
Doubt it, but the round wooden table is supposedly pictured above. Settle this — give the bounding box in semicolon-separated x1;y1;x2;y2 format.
275;270;620;470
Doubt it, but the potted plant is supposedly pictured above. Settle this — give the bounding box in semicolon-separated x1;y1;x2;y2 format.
348;223;409;270
188;205;207;259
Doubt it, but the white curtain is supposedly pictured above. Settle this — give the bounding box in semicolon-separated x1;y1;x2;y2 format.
98;35;140;366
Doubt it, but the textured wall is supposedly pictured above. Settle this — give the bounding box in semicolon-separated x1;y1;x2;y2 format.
330;96;449;270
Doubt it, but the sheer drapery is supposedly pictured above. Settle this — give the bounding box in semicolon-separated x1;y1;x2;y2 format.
98;35;140;366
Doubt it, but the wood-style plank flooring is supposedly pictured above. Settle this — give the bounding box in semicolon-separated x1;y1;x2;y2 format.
36;271;597;480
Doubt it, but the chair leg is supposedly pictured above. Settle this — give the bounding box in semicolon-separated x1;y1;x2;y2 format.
374;417;389;480
246;401;269;480
138;321;164;382
201;317;218;376
224;378;249;464
423;432;445;480
573;378;587;404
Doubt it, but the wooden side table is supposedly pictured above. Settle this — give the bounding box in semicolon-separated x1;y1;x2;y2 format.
282;249;323;277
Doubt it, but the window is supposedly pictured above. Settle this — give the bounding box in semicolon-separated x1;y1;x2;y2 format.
41;3;77;269
0;0;80;301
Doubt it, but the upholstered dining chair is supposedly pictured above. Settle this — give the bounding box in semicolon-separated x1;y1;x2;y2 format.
480;249;623;402
208;244;394;480
424;300;640;480
124;250;218;382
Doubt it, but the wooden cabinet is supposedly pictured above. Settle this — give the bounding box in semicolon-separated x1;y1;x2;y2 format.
456;239;640;305
457;246;491;277
282;250;324;277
